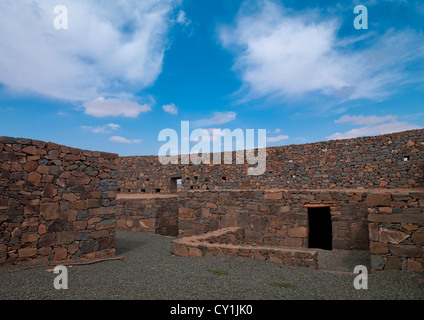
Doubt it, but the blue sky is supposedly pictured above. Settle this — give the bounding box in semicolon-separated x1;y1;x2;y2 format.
0;0;423;156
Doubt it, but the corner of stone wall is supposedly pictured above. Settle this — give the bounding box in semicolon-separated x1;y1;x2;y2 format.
0;136;118;266
367;191;424;272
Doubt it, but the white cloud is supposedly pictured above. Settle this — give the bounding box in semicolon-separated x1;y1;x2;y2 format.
176;10;191;26
82;97;151;118
327;114;420;140
81;123;120;134
162;103;178;114
266;134;289;143
219;1;424;103
273;128;281;134
334;114;397;126
109;136;142;144
193;111;237;127
0;1;178;101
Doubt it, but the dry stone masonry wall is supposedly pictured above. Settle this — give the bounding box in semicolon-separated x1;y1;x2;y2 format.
115;129;424;271
176;189;370;250
367;191;424;272
118;129;424;193
171;227;318;269
116;195;178;236
0;137;118;266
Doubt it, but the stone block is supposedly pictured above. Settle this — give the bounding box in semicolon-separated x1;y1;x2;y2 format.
89;207;115;216
264;192;283;200
283;237;303;247
53;247;67;261
368;214;424;224
38;233;56;247
350;223;369;242
407;259;424;272
95;219;115;231
378;207;392;214
220;215;237;228
411;232;424;246
98;237;115;250
39;247;52;256
37;165;50;175
86;199;100;209
40;203;60;220
22;146;37;155
371;254;385;270
370;242;389;255
188;247;203;257
73;221;88;231
70;201;85;210
249;216;267;233
280;206;290;213
245;229;263;243
172;242;189;257
80;240;95;254
90;230;110;239
316;193;332;201
366;193;391;207
43;184;58;198
18;247;37;258
379;228;410;244
68;243;79;255
28;172;42;183
389;244;421;257
56;231;78;245
288;227;307;238
24;161;38;172
268;215;284;229
333;238;351;250
179;207;195;218
22;232;39;243
368;223;379;242
384;256;402;271
139;218;156;229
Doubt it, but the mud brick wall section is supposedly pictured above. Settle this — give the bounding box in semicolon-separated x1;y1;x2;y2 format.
118;129;424;193
0;136;118;266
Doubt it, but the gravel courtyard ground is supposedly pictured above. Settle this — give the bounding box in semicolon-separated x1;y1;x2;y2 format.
0;231;423;300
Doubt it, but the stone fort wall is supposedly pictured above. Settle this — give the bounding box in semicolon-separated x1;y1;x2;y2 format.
116;129;424;271
0;137;118;266
118;129;424;194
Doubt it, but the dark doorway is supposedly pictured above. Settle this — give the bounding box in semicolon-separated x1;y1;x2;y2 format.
308;206;332;250
170;177;182;193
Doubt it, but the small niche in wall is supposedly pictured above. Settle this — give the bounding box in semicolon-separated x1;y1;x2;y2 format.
154;188;161;193
222;176;227;181
403;155;410;162
141;189;146;193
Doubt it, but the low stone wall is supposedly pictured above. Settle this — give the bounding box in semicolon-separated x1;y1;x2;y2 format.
116;188;371;250
367;191;424;272
177;189;370;250
116;195;178;236
0;136;118;265
115;190;424;272
171;227;318;269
